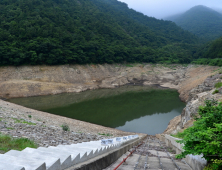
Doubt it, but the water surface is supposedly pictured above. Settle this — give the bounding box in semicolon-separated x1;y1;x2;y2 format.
8;86;185;135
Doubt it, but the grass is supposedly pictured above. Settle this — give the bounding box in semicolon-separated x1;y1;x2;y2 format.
98;133;113;136
213;89;219;94
214;82;222;88
182;64;188;67
0;133;37;153
13;118;36;125
170;131;187;139
167;147;176;154
6;127;14;130
125;64;134;67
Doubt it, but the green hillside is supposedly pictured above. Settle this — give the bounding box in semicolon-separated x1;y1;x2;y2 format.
0;0;197;66
204;37;222;59
193;36;222;66
166;5;222;41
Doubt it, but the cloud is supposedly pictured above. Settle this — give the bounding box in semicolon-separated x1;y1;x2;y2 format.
118;0;222;19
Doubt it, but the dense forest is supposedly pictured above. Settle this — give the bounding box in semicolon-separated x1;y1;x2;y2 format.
193;37;222;66
0;0;198;66
165;5;222;42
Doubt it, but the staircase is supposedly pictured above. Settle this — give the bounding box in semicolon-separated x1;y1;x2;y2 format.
104;137;192;170
0;135;139;170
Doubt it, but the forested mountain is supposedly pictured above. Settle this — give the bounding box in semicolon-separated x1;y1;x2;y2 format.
192;36;222;66
218;10;222;14
214;8;222;14
194;37;222;59
165;5;222;41
0;0;198;66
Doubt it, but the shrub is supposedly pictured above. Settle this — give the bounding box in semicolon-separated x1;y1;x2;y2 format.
170;131;187;139
98;133;113;136
212;89;219;94
214;82;222;88
175;100;222;169
61;124;70;131
204;159;222;170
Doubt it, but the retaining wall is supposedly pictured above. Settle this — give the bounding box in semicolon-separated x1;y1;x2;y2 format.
66;135;147;170
156;134;207;170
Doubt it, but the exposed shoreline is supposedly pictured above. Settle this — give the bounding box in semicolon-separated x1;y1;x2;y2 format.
0;64;219;149
0;64;186;99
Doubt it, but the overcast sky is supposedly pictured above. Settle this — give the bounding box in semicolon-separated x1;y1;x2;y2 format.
118;0;222;19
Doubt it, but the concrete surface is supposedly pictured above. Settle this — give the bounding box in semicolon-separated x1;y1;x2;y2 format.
0;135;140;170
156;134;207;170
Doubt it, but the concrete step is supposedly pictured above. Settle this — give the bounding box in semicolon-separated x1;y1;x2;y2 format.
0;162;25;170
103;151;140;170
57;143;118;155
134;155;147;169
0;135;138;170
56;144;99;153
46;145;96;162
0;154;46;170
147;157;160;169
70;142;108;149
5;150;61;170
48;145;92;157
148;149;174;157
37;147;81;165
161;157;191;170
38;144;107;164
22;147;72;169
103;137;193;170
55;145;102;159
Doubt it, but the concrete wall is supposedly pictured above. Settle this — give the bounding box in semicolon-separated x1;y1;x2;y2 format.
156;134;207;170
66;135;147;170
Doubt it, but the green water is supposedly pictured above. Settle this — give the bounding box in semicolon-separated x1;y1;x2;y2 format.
8;86;185;135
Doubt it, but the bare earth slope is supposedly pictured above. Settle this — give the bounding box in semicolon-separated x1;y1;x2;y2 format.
0;64;188;99
165;66;222;134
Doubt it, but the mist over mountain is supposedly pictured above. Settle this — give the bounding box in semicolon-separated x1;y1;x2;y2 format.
213;8;222;14
165;5;222;41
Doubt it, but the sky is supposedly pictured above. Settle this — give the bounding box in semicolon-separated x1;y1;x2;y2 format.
118;0;222;19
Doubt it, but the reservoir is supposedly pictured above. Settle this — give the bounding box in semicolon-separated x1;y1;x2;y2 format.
8;86;185;135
